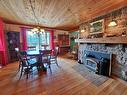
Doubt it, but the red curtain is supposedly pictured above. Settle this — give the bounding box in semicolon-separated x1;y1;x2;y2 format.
0;19;8;66
21;27;27;51
49;30;55;50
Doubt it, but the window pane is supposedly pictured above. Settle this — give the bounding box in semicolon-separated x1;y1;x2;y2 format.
26;30;50;50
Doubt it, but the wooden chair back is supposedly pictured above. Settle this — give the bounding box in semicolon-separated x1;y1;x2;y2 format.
17;51;28;67
40;50;52;55
28;46;36;51
39;50;52;63
53;46;59;57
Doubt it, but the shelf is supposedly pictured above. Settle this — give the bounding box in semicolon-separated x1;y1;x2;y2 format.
75;36;127;44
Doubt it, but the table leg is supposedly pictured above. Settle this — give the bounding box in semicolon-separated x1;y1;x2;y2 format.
37;55;47;71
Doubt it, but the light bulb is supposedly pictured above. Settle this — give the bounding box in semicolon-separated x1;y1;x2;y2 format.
40;29;45;32
32;28;38;32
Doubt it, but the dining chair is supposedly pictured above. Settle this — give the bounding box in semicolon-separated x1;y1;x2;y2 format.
41;45;49;50
15;48;21;72
17;51;37;79
39;50;52;69
27;46;36;51
50;47;59;66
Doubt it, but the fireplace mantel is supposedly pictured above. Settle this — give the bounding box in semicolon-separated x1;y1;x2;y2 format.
75;36;127;44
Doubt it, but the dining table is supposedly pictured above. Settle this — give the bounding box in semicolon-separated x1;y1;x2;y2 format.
27;50;47;71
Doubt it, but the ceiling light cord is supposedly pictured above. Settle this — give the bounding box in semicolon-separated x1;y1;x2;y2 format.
29;0;45;34
29;0;39;25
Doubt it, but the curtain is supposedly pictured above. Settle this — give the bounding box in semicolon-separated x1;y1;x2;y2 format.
0;18;8;66
49;30;55;50
21;27;27;51
0;36;2;50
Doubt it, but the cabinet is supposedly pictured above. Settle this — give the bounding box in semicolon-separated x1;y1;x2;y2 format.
6;32;20;62
58;34;70;54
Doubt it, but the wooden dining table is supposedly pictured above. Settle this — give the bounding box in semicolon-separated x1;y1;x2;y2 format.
27;50;40;56
27;50;47;71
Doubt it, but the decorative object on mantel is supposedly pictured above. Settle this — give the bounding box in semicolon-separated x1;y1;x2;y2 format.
90;19;104;34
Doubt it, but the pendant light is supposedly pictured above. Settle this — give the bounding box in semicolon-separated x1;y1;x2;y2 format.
31;25;45;34
29;0;45;34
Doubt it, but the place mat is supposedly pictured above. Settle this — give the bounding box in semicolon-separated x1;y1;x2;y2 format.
72;64;109;86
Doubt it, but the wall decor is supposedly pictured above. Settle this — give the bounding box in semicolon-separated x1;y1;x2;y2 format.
90;19;104;34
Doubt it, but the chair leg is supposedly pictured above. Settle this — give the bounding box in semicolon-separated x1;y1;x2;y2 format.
26;68;29;79
55;58;59;67
48;63;52;73
18;62;21;72
48;63;51;68
19;66;23;79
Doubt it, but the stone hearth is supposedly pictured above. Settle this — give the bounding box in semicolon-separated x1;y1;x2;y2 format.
78;44;127;80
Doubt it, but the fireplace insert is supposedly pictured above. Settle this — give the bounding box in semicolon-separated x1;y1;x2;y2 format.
84;50;112;76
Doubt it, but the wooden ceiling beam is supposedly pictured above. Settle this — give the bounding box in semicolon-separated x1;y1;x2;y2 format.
0;0;126;31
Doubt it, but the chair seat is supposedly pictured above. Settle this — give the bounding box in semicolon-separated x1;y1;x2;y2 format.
28;59;37;65
51;56;56;59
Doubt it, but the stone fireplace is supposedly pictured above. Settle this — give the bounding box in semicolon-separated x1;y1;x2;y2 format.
76;6;127;80
78;44;127;80
84;50;112;76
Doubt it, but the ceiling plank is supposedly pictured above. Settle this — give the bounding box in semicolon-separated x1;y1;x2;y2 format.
0;0;126;31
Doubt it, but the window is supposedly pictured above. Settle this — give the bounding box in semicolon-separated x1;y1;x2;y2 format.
26;30;50;50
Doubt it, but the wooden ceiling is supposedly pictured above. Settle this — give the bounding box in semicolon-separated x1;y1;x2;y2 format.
0;0;126;31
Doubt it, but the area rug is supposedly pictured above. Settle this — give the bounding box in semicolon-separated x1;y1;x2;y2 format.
72;64;109;86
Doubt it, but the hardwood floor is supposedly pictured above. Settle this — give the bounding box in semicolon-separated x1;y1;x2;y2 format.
0;58;127;95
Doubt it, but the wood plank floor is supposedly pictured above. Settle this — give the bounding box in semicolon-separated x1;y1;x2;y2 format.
0;58;127;95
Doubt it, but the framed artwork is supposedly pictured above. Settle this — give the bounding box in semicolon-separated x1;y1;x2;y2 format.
90;19;104;34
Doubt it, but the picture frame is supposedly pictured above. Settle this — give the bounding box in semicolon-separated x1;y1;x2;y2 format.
90;19;104;34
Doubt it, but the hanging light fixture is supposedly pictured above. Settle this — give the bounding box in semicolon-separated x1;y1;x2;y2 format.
31;26;45;34
108;12;117;27
29;0;45;35
29;0;46;50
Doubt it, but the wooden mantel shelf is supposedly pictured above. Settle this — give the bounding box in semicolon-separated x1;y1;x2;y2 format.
75;36;127;44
